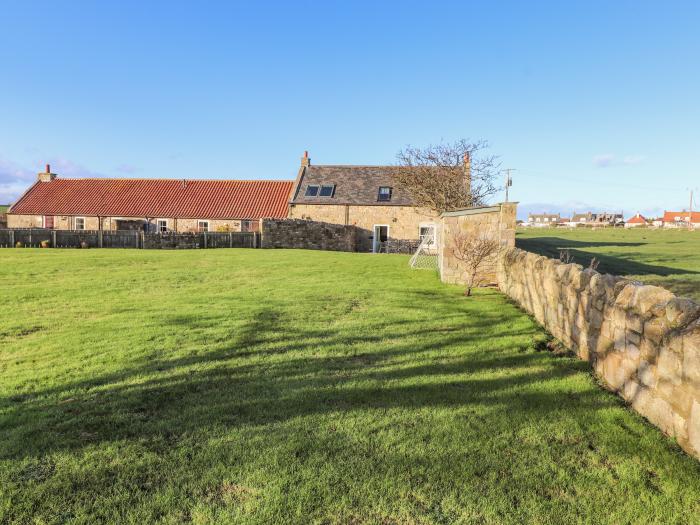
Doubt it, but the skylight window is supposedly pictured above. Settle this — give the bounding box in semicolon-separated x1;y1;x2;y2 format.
319;184;335;197
378;186;392;202
305;185;319;197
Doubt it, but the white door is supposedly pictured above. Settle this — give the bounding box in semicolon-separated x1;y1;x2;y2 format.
372;225;389;253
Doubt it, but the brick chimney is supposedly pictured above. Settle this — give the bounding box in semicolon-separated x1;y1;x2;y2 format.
301;150;311;167
463;152;471;201
37;164;56;182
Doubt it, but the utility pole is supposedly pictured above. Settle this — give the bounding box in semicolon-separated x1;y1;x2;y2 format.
504;169;515;202
690;188;695;230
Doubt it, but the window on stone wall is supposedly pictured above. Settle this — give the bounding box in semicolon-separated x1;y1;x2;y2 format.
378;186;392;202
157;219;168;233
75;217;85;230
198;220;209;232
319;184;335;197
241;220;253;232
419;224;436;246
305;185;319;197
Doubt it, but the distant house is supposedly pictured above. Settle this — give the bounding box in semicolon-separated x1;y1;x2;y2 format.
662;211;700;228
7;165;293;232
625;213;647;228
288;152;443;252
526;213;560;227
570;212;623;226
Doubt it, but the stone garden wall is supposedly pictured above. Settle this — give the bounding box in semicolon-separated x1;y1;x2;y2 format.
440;203;517;285
497;247;700;459
260;218;368;252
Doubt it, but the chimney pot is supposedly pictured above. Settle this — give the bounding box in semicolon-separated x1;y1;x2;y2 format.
301;150;311;167
38;163;56;182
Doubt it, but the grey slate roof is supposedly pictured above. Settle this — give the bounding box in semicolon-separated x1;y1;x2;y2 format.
290;165;415;206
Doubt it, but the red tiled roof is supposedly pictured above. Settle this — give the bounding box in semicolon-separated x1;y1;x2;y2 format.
662;211;700;223
9;178;293;219
626;214;646;224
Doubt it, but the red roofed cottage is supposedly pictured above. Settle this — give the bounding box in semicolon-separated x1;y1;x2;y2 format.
7;165;293;232
624;213;647;228
662;210;700;228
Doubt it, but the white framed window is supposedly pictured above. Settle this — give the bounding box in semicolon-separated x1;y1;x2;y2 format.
157;219;168;233
198;220;209;232
419;223;436;247
241;220;253;232
75;217;85;230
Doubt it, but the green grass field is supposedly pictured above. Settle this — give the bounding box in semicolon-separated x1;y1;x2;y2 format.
1;249;699;524
517;227;700;301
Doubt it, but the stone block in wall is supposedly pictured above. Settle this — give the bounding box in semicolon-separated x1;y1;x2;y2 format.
689;401;700;455
642;395;676;435
626;313;644;335
635;286;675;315
683;321;700;385
638;360;657;388
657;345;683;386
666;298;700;329
571;267;594;291
643;316;669;345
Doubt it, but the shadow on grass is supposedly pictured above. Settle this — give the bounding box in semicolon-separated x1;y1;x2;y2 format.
0;306;617;464
516;236;700;277
4;288;700;524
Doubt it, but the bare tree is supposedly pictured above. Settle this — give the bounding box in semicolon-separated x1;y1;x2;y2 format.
451;233;500;296
392;139;499;213
559;249;574;264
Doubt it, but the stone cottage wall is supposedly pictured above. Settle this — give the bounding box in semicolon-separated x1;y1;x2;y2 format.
288;203;439;247
260;218;367;252
497;247;700;459
440;203;517;285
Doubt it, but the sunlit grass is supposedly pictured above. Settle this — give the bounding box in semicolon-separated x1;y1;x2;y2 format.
517;227;700;300
1;248;698;523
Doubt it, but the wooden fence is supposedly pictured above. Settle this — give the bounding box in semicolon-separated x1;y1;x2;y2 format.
0;229;259;249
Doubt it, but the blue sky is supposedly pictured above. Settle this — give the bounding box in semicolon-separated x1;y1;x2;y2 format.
1;1;698;218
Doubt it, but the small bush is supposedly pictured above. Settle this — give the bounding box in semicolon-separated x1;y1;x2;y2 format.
15;241;23;248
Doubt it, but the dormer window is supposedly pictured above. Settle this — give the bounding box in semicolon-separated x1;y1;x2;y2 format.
319;184;335;197
378;186;392;202
305;185;319;197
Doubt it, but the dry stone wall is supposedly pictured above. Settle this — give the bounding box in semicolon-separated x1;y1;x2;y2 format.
260;218;367;252
497;247;700;459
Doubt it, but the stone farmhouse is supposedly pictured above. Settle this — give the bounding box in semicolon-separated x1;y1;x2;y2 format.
6;155;513;256
288;152;442;252
7;165;292;232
